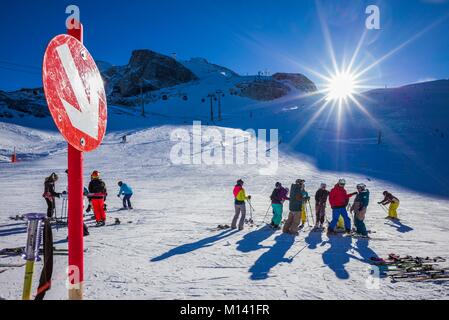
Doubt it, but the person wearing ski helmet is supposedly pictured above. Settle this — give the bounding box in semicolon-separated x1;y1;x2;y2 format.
283;179;305;235
314;183;329;229
88;170;107;226
378;191;400;220
117;181;133;210
328;179;357;234
231;179;251;230
42;172;61;218
350;183;370;237
270;182;290;228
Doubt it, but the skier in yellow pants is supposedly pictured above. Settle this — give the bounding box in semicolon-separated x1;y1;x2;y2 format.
301;204;307;225
337;215;345;229
298;180;310;227
378;191;400;219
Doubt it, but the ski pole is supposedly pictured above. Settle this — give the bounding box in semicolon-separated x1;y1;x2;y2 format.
379;203;389;214
262;203;271;224
247;199;255;212
308;200;315;226
22;213;46;300
247;199;254;224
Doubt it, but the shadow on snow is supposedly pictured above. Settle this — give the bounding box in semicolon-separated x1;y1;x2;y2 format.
248;233;295;280
384;220;414;233
150;229;239;262
322;235;380;280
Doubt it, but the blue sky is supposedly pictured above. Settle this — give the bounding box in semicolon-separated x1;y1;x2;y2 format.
0;0;448;91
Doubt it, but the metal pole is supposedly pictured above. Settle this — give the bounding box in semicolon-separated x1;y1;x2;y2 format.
67;21;84;301
22;213;46;300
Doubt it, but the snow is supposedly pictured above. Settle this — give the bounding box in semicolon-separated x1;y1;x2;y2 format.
0;77;448;299
1;119;449;299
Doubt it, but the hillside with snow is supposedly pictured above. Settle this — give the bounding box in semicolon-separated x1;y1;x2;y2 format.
0;51;449;300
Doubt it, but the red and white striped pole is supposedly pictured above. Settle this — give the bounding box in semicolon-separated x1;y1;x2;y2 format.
67;21;84;300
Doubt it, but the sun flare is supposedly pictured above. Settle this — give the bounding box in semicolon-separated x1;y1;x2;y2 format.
326;72;356;101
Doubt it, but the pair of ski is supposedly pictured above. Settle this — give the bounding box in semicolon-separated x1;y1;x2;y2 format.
0;247;87;257
371;254;446;266
371;254;449;282
391;269;449;282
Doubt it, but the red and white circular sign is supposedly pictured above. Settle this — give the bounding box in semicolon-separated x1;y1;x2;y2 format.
43;34;107;152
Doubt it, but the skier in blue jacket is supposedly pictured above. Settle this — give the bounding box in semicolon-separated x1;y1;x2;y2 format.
350;183;370;236
117;181;133;210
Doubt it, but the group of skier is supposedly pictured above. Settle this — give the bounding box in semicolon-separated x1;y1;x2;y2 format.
42;170;134;228
231;178;401;238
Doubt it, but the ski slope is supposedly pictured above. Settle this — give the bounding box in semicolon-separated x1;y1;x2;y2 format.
1;118;449;300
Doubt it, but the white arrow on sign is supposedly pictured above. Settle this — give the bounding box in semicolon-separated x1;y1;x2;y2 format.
56;43;100;140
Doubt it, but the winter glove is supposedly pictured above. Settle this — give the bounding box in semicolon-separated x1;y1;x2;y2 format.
248;195;252;200
117;194;121;198
55;193;61;198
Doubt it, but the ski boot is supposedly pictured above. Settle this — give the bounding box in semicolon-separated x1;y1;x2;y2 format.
95;220;106;227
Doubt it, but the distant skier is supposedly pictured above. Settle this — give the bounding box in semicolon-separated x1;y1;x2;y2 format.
121;135;127;144
269;182;289;229
117;181;133;210
378;191;400;220
88;170;107;226
231;179;251;230
65;169;89;236
314;183;329;229
327;179;357;234
350;183;370;237
283;179;305;235
42;172;61;219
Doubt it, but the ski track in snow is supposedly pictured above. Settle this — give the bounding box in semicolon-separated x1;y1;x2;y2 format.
1;123;449;300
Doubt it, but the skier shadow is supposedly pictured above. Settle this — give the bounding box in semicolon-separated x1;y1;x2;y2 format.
304;230;323;250
0;225;28;238
150;229;239;262
384;220;413;233
322;236;380;280
236;226;275;253
249;233;295;281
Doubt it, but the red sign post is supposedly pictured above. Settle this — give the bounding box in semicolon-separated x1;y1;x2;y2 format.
42;22;107;299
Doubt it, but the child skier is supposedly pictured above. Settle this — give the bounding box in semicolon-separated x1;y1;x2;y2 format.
42;172;61;219
299;180;310;228
350;183;370;237
283;179;305;235
269;182;289;229
378;191;400;220
88;170;107;227
117;181;133;210
231;179;251;230
314;183;329;229
328;179;357;234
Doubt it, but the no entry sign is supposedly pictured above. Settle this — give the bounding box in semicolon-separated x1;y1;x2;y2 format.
43;34;107;152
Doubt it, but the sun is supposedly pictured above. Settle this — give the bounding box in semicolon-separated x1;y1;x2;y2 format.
326;71;356;101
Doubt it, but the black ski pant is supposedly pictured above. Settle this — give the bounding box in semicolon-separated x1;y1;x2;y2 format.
122;194;132;208
45;198;55;218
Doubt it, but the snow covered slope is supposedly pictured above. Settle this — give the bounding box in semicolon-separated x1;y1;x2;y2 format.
0;121;448;300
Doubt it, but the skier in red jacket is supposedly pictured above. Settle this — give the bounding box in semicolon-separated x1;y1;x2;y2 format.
328;179;357;234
